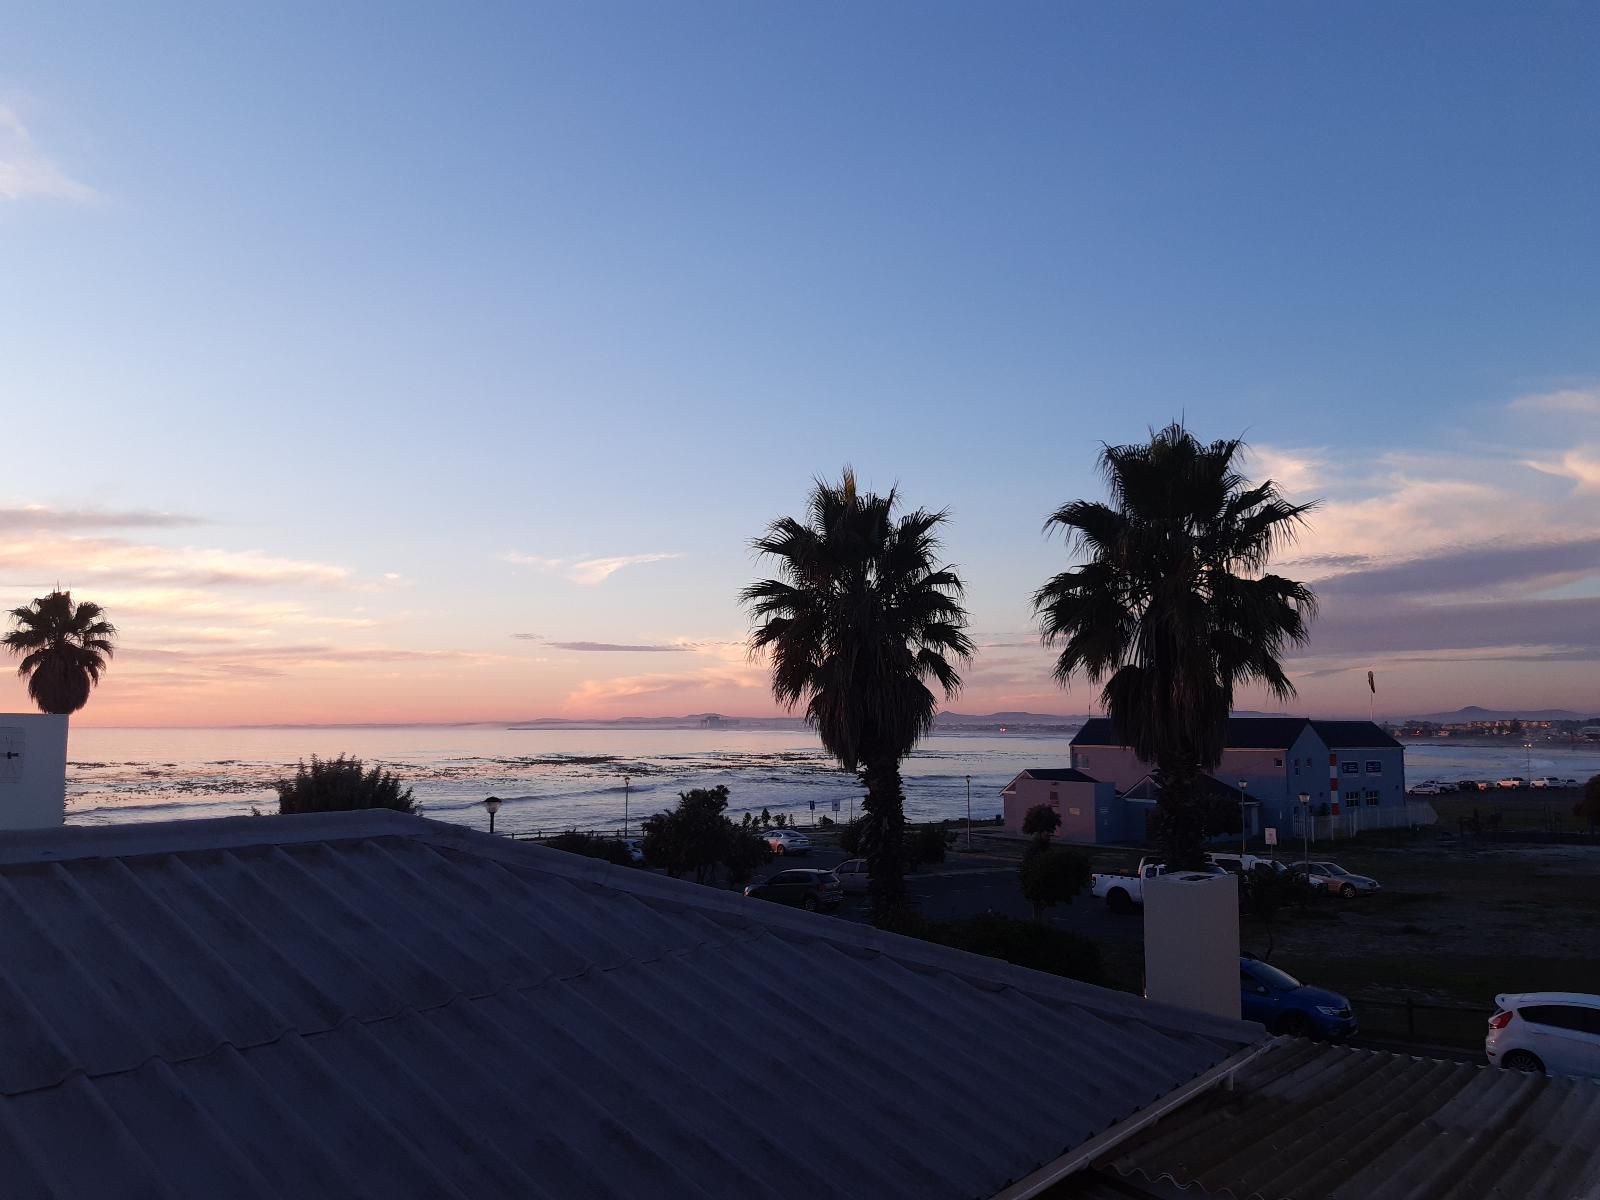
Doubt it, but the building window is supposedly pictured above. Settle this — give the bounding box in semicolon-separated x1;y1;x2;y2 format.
1340;761;1361;776
1364;790;1380;806
1365;760;1382;774
1274;757;1283;767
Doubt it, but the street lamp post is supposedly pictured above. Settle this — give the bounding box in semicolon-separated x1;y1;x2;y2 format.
1237;779;1248;858
483;795;502;835
1523;741;1533;782
623;774;630;837
1298;792;1310;864
965;774;972;849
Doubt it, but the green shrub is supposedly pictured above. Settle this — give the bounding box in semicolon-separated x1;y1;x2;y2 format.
838;818;865;856
905;823;955;868
1019;846;1091;920
276;755;416;815
543;832;635;867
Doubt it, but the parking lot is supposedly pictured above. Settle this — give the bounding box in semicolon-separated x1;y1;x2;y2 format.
748;826;1600;1050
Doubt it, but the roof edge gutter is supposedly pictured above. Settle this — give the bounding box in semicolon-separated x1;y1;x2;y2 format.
988;1039;1276;1200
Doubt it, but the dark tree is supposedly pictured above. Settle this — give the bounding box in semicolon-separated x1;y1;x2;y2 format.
1034;425;1317;869
1021;803;1061;853
1579;775;1600;832
3;591;116;715
276;755;416;814
640;786;772;886
744;469;973;917
1019;846;1092;921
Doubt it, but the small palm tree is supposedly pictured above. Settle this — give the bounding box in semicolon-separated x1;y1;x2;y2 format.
744;470;973;915
1034;425;1317;869
3;591;117;715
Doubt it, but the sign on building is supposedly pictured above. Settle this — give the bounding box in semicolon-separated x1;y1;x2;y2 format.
1264;827;1278;846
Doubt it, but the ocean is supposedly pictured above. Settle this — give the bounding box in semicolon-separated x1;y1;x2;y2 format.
62;725;1600;835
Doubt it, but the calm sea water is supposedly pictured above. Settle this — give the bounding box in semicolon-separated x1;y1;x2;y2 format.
63;726;1600;835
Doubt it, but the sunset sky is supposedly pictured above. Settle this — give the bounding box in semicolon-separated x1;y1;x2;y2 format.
2;3;1597;727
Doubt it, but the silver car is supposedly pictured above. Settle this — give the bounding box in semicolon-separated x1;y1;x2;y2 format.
1292;860;1380;899
832;857;870;894
763;828;811;855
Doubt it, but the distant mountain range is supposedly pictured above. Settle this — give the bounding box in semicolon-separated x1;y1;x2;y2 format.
503;711;1086;731
1401;706;1595;724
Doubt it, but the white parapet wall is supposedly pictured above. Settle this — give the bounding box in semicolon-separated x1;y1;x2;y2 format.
0;714;68;830
1144;871;1241;1022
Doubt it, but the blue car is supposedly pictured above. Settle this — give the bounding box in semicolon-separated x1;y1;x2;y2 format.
1240;955;1358;1040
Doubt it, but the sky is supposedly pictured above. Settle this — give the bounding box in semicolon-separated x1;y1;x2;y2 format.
1;2;1597;727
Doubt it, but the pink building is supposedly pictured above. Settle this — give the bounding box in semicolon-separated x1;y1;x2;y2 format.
1000;768;1121;843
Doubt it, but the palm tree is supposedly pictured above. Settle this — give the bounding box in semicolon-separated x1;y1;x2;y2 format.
3;591;118;715
744;470;973;914
1033;425;1317;870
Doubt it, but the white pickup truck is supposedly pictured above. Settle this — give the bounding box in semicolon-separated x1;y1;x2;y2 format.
1090;857;1227;913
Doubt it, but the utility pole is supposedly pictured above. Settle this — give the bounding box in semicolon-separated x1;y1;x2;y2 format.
623;774;630;837
1299;792;1310;864
965;774;972;849
1237;779;1248;857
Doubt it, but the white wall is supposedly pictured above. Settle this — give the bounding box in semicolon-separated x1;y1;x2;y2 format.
0;714;68;830
1144;872;1240;1021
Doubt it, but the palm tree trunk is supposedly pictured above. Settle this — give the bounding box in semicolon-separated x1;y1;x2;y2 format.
1154;759;1207;871
858;756;909;921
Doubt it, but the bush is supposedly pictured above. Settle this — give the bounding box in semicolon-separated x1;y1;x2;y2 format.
1019;846;1091;920
641;785;773;886
276;755;416;815
889;911;1103;985
905;823;955;869
838;818;865;856
1022;803;1060;845
543;832;636;867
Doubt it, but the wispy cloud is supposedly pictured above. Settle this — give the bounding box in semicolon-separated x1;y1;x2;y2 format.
500;551;680;585
0;534;352;589
546;641;690;653
1523;448;1600;495
0;505;200;532
1510;385;1600;415
0;107;95;204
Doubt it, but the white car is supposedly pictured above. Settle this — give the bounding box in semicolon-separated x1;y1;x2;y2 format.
1496;777;1526;790
763;828;811;855
1408;781;1444;796
1530;777;1549;789
832;857;870;894
1487;992;1600;1078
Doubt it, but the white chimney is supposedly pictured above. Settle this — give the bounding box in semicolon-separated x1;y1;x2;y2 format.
0;715;68;830
1144;871;1240;1021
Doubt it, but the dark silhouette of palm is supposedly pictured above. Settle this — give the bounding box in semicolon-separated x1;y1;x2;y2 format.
744;470;972;913
1033;425;1317;869
3;591;118;715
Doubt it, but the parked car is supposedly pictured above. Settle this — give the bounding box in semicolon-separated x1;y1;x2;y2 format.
763;828;812;855
1290;860;1380;899
832;857;870;894
1206;852;1286;875
743;868;841;912
1457;779;1491;792
1496;777;1526;790
1239;955;1358;1040
1563;778;1580;788
1408;781;1444;796
1486;992;1600;1078
1092;857;1228;912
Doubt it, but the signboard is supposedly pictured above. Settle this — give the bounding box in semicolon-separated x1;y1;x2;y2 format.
808;800;815;812
1264;827;1278;846
831;798;841;813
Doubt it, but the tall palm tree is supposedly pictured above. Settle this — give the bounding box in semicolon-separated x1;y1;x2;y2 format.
3;591;117;715
744;470;973;914
1033;425;1317;869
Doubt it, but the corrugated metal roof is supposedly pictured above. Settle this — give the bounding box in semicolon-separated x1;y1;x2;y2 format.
0;811;1261;1200
1099;1037;1600;1200
1022;768;1100;783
